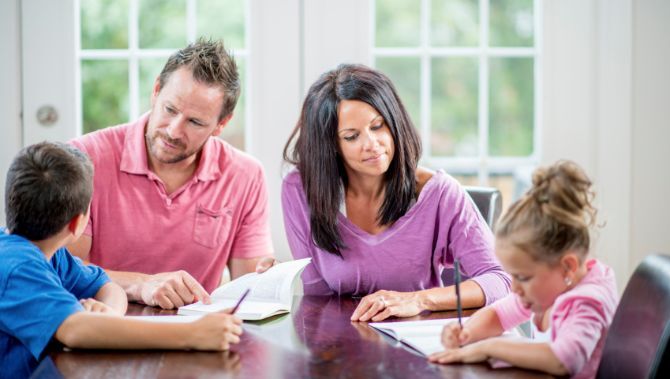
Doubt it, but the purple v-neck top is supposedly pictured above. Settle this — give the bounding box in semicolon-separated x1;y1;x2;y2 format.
281;170;511;305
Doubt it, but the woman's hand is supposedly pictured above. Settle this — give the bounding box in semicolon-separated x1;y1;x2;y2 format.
428;339;491;364
350;290;425;322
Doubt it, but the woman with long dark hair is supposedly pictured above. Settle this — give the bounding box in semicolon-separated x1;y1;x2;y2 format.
282;64;510;321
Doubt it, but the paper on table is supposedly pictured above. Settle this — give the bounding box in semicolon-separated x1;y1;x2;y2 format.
370;318;469;356
126;315;203;323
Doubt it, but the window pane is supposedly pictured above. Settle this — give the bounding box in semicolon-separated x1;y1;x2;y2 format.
375;0;421;47
431;0;478;47
139;58;167;114
489;0;533;47
81;60;129;134
139;0;187;49
489;173;531;213
219;58;245;150
197;0;246;49
431;57;478;156
489;57;533;156
80;0;128;49
451;173;479;187
375;57;421;130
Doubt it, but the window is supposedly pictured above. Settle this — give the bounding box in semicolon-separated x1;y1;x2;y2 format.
77;0;249;150
372;0;540;208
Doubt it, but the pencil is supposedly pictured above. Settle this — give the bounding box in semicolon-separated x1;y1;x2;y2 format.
230;288;251;315
454;259;462;328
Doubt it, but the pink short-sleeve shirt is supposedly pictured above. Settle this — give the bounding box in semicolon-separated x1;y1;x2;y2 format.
70;114;273;291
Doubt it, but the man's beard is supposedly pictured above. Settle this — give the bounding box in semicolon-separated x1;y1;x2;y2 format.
145;130;199;164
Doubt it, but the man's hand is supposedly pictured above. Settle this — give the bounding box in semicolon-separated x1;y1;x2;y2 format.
79;298;120;314
140;270;211;309
254;257;277;273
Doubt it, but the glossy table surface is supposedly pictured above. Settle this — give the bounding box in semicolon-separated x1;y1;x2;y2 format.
46;296;553;379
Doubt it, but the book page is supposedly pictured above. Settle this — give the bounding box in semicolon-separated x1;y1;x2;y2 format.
211;258;311;305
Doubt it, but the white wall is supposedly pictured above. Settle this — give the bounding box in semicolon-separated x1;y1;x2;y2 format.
0;0;23;227
630;0;670;272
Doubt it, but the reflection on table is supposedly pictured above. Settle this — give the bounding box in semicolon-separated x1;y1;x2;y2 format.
39;296;553;379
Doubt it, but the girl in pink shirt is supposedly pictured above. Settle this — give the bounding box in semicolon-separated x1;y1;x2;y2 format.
429;161;619;379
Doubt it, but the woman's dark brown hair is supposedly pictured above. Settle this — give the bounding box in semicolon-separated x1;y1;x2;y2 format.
496;160;598;263
283;64;421;255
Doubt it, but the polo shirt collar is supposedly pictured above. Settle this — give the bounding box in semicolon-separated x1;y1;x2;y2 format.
119;112;223;182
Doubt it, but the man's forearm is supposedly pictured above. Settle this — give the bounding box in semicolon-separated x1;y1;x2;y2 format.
105;269;151;303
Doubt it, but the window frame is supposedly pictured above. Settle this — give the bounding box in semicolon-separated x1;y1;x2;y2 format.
74;0;252;150
370;0;542;184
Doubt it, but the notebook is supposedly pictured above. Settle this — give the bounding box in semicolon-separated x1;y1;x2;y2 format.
369;318;470;356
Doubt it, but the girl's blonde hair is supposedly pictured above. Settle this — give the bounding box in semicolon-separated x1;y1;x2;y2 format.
496;160;597;263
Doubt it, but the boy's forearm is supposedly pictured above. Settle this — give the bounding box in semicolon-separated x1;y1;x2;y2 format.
56;312;193;350
95;282;128;314
480;338;569;376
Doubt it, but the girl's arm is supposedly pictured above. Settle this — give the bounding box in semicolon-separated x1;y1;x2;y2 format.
93;282;128;314
55;311;243;351
432;337;569;377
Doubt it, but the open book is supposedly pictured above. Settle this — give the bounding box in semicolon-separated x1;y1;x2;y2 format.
370;317;524;357
369;318;470;356
177;258;311;321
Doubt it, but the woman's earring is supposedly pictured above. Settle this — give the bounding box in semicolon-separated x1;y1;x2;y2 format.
564;277;573;287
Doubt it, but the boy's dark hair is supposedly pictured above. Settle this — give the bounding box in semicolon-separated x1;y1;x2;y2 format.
158;37;241;121
5;142;93;241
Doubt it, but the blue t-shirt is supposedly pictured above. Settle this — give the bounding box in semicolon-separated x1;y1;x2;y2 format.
0;229;109;374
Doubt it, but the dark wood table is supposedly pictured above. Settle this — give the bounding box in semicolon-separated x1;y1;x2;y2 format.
45;296;553;378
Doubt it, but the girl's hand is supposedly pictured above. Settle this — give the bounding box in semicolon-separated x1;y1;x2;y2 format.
79;298;118;314
440;322;472;349
429;339;491;364
189;313;243;351
350;290;424;322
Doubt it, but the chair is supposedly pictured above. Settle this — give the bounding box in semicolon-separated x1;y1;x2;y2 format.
596;253;670;379
441;186;503;286
463;186;503;230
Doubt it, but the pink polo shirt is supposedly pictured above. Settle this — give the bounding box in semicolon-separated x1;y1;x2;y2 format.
70;114;273;292
491;259;618;379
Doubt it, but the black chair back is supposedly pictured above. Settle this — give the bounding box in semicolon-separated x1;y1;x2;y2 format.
463;186;502;230
441;186;502;286
597;254;670;379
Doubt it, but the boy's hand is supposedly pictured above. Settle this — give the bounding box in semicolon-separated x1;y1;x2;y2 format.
189;313;243;351
440;321;471;349
79;298;118;314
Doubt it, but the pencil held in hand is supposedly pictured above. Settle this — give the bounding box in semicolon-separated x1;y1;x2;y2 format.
454;259;462;328
230;288;251;315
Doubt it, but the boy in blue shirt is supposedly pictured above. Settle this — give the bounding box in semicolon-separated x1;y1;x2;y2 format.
0;142;243;375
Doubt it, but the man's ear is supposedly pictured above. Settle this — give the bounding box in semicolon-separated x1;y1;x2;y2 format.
150;76;161;108
212;113;234;137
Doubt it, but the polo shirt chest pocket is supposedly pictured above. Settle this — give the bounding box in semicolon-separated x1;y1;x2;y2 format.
193;205;232;248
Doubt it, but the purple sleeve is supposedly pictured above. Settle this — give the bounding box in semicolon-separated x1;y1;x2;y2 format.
281;174;334;296
443;177;511;305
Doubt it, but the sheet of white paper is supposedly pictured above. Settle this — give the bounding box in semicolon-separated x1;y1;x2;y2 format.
126;315;203;323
